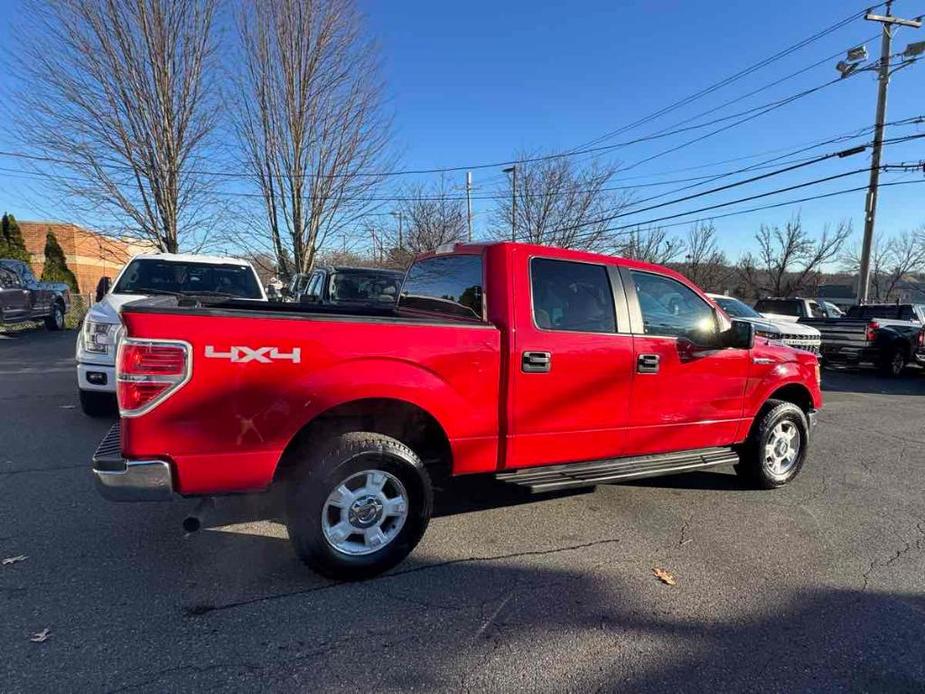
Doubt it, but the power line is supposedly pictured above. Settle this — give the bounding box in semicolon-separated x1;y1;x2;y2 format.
525;177;925;247
0;47;881;182
569;3;884;151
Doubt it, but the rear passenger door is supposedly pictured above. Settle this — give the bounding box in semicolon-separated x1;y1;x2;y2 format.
622;269;750;454
507;254;635;468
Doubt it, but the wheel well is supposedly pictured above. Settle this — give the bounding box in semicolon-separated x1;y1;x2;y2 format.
766;383;813;414
275;398;452;481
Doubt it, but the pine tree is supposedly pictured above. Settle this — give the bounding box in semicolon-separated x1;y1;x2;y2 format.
1;213;31;263
41;231;79;291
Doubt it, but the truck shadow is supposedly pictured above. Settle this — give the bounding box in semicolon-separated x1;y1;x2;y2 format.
103;525;925;693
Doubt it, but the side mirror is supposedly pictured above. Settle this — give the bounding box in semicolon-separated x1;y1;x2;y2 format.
722;319;755;350
95;276;112;302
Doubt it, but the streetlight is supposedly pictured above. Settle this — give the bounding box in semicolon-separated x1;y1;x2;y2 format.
502;165;517;242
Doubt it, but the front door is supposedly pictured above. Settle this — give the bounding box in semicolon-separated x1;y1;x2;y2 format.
507;253;635;468
622;268;750;455
0;267;28;321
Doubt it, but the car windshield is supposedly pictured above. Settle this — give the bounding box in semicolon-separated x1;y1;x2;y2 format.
328;270;403;303
714;296;761;319
113;259;262;299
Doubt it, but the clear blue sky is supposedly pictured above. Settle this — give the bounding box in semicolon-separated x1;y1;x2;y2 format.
1;0;923;262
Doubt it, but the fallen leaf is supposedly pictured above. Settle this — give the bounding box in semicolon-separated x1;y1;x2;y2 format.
652;567;677;586
30;628;51;643
2;555;27;566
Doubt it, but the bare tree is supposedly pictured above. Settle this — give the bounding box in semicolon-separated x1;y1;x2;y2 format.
491;154;631;251
234;0;393;281
738;215;851;297
615;226;683;265
840;234;889;300
396;177;467;253
843;229;925;300
678;221;730;291
16;0;220;252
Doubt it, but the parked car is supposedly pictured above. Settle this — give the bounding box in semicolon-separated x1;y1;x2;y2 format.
76;253;267;416
753;297;841;321
0;259;69;330
801;303;925;377
707;294;821;354
91;242;821;580
285;266;404;306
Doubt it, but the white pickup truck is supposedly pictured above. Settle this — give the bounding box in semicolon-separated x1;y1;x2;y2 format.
76;253;267;415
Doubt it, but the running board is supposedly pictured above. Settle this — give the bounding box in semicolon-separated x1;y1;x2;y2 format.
495;447;740;493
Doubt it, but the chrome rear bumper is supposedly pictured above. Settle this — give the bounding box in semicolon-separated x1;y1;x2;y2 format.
91;423;174;501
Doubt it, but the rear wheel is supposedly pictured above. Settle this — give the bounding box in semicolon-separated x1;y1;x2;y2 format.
878;347;906;378
735;400;809;489
45;303;64;331
79;389;117;417
285;432;432;580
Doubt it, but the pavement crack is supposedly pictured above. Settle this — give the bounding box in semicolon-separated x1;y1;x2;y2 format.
677;512;694;548
183;536;622;617
860;520;925;592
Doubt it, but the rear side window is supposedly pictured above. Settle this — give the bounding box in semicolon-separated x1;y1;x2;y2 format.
531;258;616;333
400;254;483;321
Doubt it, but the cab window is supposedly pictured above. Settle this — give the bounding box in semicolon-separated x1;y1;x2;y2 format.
400;254;483;321
631;271;715;339
530;258;616;333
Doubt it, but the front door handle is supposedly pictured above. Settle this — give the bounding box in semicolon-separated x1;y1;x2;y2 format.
522;351;551;373
637;353;660;374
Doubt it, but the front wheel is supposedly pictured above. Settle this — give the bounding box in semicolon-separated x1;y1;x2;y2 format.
285;432;433;580
45;303;64;331
735;400;809;489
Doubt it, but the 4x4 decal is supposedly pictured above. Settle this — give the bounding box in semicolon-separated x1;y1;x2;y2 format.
204;345;301;364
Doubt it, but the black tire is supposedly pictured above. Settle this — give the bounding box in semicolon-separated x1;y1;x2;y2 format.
735;399;809;489
45;302;64;331
285;431;432;580
79;389;117;417
878;346;906;378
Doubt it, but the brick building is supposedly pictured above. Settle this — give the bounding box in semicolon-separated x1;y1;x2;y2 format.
19;221;154;296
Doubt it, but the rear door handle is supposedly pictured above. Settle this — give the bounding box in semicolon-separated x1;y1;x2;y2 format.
522;351;551;373
637;353;660;374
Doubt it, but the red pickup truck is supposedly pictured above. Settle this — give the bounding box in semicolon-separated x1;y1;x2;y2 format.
92;242;821;579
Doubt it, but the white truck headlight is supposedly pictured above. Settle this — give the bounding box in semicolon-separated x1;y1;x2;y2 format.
83;321;117;354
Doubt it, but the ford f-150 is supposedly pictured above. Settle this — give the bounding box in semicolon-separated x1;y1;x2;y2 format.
91;242;822;579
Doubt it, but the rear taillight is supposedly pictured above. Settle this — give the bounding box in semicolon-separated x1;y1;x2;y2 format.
865;321;879;342
117;339;190;416
918;329;925;347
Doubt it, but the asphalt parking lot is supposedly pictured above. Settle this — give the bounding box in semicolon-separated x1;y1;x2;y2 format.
2;328;924;693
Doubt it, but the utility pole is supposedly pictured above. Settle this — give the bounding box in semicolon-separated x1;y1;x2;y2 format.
465;171;473;242
503;165;517;241
857;2;922;303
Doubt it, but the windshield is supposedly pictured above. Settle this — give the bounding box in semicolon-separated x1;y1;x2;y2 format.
328;270;403;303
113;259;262;299
714;296;761;319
